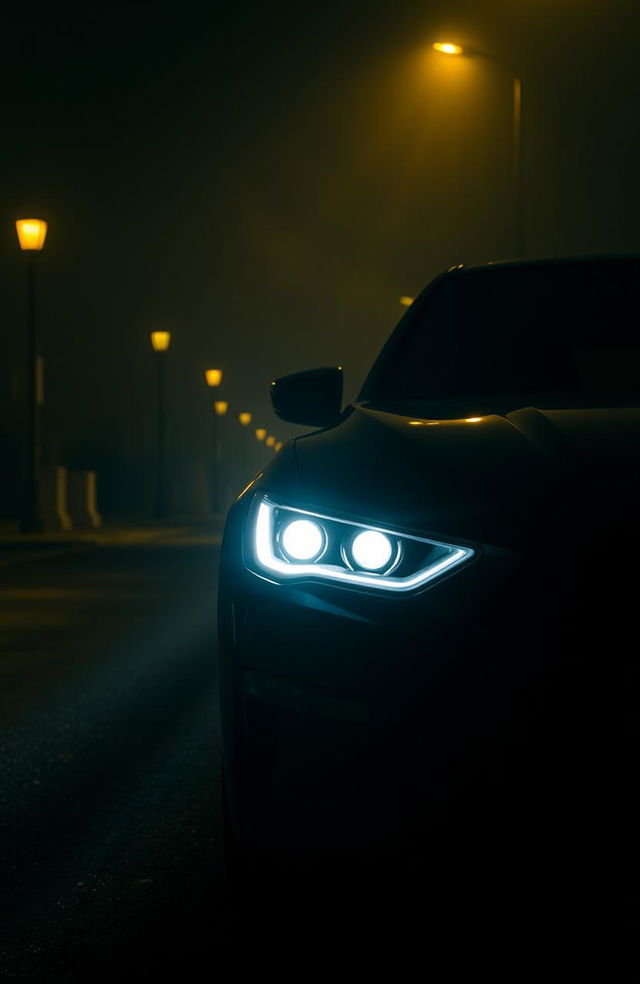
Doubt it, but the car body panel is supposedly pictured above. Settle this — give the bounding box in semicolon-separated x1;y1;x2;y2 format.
218;258;639;870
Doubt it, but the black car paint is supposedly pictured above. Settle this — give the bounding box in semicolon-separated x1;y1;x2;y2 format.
218;259;638;886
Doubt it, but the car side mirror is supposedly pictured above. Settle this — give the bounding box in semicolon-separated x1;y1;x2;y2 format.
271;366;343;427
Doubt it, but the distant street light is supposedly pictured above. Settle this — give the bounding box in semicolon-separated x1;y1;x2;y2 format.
238;412;252;426
432;42;463;56
274;442;283;452
205;368;223;388
151;331;171;351
214;401;228;416
399;296;415;307
433;41;524;257
16;218;48;533
150;331;171;518
16;219;48;251
255;428;267;442
265;435;276;448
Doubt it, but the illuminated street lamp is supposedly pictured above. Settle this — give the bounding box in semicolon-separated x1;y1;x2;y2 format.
265;435;276;448
214;400;228;416
16;219;48;251
150;331;171;518
432;42;463;56
255;428;267;442
399;296;414;308
433;41;524;257
274;441;283;452
205;368;223;388
151;331;170;351
16;218;48;532
237;412;253;487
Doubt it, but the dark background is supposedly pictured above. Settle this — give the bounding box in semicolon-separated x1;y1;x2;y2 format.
1;0;639;515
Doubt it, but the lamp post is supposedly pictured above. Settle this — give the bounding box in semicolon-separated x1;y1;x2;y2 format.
238;411;252;486
433;41;524;258
16;218;48;533
150;331;171;519
212;399;228;514
204;369;224;513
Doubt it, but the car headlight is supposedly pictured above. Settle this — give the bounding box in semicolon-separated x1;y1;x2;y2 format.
246;495;475;593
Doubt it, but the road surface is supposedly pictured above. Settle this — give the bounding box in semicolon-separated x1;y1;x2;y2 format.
0;533;227;979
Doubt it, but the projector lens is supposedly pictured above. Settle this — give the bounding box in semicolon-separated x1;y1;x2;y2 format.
280;519;324;561
350;530;393;571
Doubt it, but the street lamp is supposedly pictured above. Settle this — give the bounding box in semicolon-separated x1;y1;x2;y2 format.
432;42;463;56
237;412;253;486
16;218;48;533
399;296;414;308
265;435;276;448
150;330;171;518
151;331;170;351
433;41;524;258
205;368;223;388
16;219;48;251
210;399;228;514
255;428;267;442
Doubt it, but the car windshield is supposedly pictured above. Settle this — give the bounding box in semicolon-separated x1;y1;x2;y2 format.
364;260;640;409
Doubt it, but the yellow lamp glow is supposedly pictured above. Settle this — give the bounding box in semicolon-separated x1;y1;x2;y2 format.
214;400;228;416
433;42;463;55
465;417;483;423
205;368;222;387
238;412;252;426
275;441;283;452
255;428;267;441
151;331;171;352
265;435;275;447
399;296;415;307
16;218;48;251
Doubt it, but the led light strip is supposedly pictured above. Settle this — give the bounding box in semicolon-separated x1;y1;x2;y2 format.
253;499;474;593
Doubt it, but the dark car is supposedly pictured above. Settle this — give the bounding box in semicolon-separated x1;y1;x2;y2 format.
218;257;638;920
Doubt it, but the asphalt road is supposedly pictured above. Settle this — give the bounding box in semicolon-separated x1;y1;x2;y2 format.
0;533;623;975
0;535;227;980
0;534;438;979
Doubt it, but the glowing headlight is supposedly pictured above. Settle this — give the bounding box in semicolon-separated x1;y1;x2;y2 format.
280;519;325;561
248;495;475;593
348;530;394;572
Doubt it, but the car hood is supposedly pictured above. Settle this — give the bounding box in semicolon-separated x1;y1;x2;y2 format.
291;404;640;547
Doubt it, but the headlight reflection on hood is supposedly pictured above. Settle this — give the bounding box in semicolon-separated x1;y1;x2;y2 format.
249;496;475;593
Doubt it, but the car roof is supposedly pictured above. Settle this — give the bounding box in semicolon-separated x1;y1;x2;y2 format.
445;254;640;276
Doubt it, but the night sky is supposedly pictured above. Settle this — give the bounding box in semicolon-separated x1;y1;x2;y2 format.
2;0;639;512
